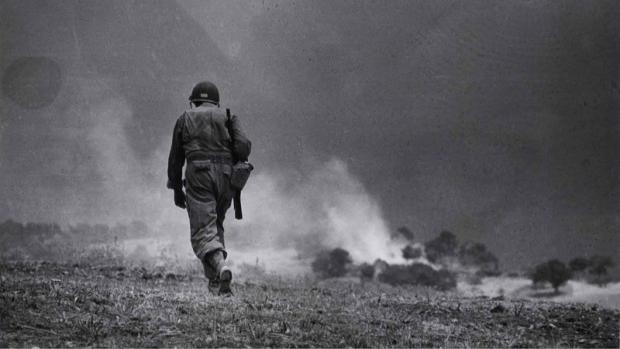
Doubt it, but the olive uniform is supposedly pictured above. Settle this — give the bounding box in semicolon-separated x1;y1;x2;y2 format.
167;81;251;294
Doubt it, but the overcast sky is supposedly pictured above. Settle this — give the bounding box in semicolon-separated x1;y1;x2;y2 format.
1;0;618;268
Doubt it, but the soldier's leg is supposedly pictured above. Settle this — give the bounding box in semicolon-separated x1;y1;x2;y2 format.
185;161;232;295
215;165;234;241
186;193;224;260
186;192;227;280
213;164;235;295
215;195;233;248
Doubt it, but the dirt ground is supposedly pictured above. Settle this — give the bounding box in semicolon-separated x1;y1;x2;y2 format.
1;261;618;348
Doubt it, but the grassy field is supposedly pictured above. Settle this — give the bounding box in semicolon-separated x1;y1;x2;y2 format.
1;261;618;348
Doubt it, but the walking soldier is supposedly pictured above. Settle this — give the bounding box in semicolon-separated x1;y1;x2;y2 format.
167;81;251;296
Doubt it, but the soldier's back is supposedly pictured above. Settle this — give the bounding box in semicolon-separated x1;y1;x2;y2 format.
182;105;233;158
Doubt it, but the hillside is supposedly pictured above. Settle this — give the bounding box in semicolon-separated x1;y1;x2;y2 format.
1;261;618;348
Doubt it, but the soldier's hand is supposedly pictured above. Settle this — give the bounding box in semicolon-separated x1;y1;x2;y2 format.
174;189;186;209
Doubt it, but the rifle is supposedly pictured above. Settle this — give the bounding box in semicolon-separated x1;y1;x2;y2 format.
226;108;253;220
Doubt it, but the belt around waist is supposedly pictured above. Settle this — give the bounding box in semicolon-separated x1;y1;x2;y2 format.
187;152;233;164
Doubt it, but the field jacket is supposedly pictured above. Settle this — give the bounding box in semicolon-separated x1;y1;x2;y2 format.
167;103;251;190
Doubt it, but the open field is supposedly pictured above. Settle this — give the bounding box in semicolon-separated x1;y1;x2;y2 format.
1;261;618;348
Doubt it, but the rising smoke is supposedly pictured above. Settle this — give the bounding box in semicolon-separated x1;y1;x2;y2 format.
0;53;402;274
235;158;405;265
51;77;404;272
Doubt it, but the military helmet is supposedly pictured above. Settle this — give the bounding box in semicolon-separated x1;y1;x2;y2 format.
189;81;219;104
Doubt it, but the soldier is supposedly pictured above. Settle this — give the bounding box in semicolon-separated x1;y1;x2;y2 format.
167;81;251;296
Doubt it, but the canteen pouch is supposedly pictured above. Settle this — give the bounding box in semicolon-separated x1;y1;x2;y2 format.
230;162;254;191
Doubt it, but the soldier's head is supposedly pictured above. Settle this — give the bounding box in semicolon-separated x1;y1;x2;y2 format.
189;81;219;107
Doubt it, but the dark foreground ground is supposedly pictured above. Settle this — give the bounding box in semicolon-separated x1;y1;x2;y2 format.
1;262;618;348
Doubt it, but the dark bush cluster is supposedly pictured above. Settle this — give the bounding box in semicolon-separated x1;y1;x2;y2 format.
424;230;458;263
531;255;616;291
569;257;590;273
377;263;456;291
569;255;615;286
359;263;375;280
420;230;500;276
458;242;500;276
401;244;423;260
311;248;353;279
531;259;572;293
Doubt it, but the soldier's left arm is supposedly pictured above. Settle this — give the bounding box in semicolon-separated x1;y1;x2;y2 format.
229;113;252;162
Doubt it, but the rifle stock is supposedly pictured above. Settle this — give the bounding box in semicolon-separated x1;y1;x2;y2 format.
234;190;242;220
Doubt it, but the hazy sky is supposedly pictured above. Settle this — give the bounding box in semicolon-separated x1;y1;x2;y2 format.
1;0;618;268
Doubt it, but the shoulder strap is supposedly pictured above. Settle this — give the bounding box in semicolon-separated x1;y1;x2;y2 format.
226;108;233;135
226;108;237;159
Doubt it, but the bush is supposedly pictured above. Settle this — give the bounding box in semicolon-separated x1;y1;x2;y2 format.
424;231;458;263
402;244;423;260
458;242;500;276
569;257;591;273
588;255;614;286
531;259;572;293
311;248;353;279
377;263;456;291
359;263;375;280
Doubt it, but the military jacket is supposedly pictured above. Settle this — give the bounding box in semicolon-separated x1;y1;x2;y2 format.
167;103;251;190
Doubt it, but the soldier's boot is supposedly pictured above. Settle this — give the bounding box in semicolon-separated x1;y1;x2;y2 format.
202;255;220;295
201;256;221;295
219;267;233;297
207;278;220;295
209;250;233;296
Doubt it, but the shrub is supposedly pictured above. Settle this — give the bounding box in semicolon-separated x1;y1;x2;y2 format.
424;231;458;263
359;263;375;280
377;263;456;291
531;259;572;293
588;255;614;286
311;248;352;279
402;244;423;260
458;242;500;276
569;257;591;273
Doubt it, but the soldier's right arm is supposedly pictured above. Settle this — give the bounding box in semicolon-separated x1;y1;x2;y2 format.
229;114;252;161
167;115;186;191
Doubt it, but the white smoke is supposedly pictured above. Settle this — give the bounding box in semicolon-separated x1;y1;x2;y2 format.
48;78;405;273
17;76;189;233
233;159;405;265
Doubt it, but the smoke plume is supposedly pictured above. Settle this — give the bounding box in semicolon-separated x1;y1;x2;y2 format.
234;159;405;265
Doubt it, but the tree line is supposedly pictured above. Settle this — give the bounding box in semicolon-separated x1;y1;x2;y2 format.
310;227;616;293
531;255;615;292
0;219;151;245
